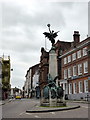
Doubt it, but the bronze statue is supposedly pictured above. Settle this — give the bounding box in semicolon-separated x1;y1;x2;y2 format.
43;74;64;99
43;24;59;46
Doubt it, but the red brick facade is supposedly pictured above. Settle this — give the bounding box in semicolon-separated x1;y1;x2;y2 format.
39;41;72;91
25;31;90;100
39;47;49;90
60;31;90;100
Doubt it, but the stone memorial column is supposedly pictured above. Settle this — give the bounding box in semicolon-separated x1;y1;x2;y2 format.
49;46;58;80
49;46;58;106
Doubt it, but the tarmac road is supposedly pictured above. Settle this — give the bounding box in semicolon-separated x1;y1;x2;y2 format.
1;98;89;119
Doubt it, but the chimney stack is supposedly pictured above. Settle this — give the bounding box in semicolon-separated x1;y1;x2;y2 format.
73;31;80;47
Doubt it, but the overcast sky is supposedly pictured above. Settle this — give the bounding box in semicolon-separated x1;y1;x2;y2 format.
0;0;88;89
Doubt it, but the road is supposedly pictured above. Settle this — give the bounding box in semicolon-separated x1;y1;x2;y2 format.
1;98;89;119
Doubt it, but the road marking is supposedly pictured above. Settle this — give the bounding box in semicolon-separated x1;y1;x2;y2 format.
50;112;55;115
82;106;88;109
61;111;68;112
26;113;32;115
36;106;39;107
19;112;25;115
35;115;39;118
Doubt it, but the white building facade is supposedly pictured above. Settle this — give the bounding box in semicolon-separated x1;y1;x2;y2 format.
24;68;32;98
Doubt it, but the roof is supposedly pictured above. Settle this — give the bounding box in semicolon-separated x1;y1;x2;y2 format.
59;37;90;58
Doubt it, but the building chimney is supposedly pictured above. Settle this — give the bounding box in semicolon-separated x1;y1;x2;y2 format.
73;31;80;47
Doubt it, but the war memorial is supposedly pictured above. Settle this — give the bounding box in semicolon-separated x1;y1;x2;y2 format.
26;24;80;113
40;24;66;107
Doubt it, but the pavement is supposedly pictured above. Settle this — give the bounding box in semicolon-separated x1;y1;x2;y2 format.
65;100;90;104
0;98;15;106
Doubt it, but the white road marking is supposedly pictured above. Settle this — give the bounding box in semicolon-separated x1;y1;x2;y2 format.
61;111;68;112
50;112;55;114
34;115;40;118
25;113;32;115
82;106;88;109
19;112;25;115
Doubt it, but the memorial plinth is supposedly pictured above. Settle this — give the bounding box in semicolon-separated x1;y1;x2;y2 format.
40;46;66;107
40;24;66;107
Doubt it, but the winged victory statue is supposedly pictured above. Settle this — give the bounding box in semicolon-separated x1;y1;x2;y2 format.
43;24;59;46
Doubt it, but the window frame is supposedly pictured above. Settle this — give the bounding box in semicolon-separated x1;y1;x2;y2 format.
84;80;88;93
64;69;67;79
73;65;77;76
77;50;81;59
68;67;72;78
83;61;88;74
73;82;77;94
68;55;71;63
72;53;76;61
83;47;87;56
79;81;83;93
78;64;82;75
69;83;72;94
64;57;67;65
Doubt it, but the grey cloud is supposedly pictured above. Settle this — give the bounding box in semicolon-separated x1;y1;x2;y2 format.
1;1;88;88
53;2;74;8
2;4;21;27
16;52;40;64
2;1;67;55
11;75;24;88
2;38;41;53
2;1;66;28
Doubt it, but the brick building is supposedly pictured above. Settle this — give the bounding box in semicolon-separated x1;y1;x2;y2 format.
39;41;71;92
24;30;90;101
59;31;90;100
39;47;49;91
55;40;71;79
